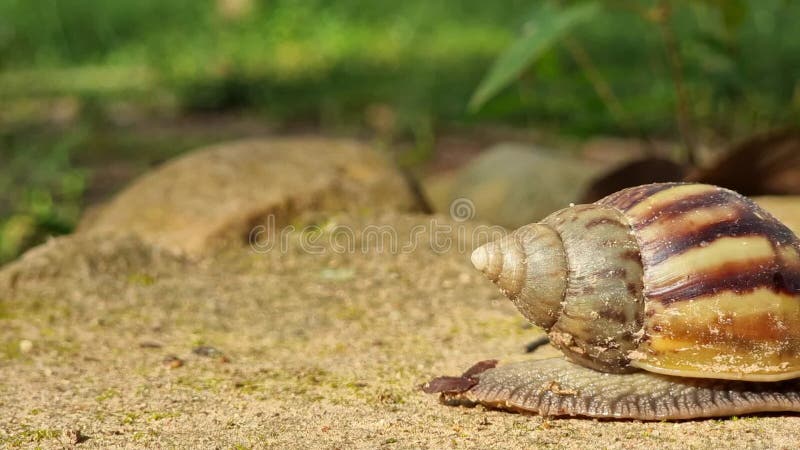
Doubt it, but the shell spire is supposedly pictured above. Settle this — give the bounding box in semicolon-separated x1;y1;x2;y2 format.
474;203;647;373
469;243;501;284
471;224;567;330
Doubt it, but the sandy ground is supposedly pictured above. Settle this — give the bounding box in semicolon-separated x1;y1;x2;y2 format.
1;213;799;449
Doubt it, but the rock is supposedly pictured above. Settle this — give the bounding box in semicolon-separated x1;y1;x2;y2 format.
0;233;186;291
162;355;184;369
580;136;676;171
78;137;420;255
423;144;601;228
18;339;33;354
688;130;800;196
580;157;687;203
60;428;87;446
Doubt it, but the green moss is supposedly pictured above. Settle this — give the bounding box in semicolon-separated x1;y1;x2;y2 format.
0;341;20;360
257;366;332;384
131;431;148;442
375;389;407;405
0;302;13;320
233;379;263;394
344;381;368;391
121;412;140;425
511;421;531;432
335;306;367;321
96;388;121;402
49;339;82;358
318;267;356;282
148;411;180;421
127;273;156;286
175;375;226;392
0;428;61;447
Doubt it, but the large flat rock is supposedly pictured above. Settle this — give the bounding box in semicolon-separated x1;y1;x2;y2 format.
78;137;420;255
423;144;601;228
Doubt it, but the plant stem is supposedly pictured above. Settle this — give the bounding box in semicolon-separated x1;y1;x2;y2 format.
563;37;631;131
564;37;671;157
656;0;697;165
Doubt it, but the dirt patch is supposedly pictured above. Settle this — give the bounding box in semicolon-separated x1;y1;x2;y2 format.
2;213;799;449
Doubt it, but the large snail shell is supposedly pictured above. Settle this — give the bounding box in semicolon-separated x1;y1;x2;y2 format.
473;183;800;381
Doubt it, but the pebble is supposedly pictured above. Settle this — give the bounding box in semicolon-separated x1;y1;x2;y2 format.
192;345;224;357
162;355;184;369
19;339;33;354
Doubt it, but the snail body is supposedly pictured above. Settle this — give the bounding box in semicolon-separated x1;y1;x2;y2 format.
431;183;800;419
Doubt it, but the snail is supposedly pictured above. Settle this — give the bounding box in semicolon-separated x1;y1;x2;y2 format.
425;183;800;420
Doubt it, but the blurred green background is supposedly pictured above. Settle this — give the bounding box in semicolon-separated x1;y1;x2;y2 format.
1;0;799;263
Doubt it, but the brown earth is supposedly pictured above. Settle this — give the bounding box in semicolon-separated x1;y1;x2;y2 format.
2;139;800;449
3;216;799;449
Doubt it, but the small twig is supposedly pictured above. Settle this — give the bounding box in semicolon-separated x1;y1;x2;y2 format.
654;0;698;165
524;335;551;353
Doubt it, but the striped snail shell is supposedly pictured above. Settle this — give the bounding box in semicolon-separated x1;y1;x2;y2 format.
432;183;800;419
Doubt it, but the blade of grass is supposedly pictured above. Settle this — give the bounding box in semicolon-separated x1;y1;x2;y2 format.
468;1;601;112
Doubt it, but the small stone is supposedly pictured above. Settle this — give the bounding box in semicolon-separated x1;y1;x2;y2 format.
62;428;87;445
162;355;184;369
139;341;163;349
319;267;355;281
424;145;601;228
192;345;223;358
19;339;34;354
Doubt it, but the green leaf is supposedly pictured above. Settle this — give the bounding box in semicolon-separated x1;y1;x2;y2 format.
468;1;600;112
692;0;748;33
719;0;747;32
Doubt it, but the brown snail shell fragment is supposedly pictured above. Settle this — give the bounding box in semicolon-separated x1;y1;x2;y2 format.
437;182;800;419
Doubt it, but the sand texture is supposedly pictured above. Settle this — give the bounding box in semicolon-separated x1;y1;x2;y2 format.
1;214;799;449
3;140;800;448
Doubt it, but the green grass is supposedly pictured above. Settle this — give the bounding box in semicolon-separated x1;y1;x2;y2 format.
1;0;796;130
0;427;61;447
0;127;88;263
0;0;798;263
